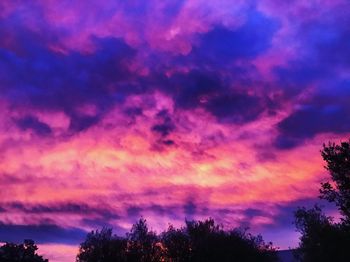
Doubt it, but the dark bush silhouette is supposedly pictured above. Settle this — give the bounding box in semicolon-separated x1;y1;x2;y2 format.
0;239;48;262
294;140;350;261
77;218;277;262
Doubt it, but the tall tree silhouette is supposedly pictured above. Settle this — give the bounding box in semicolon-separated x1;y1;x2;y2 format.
294;140;350;261
320;141;350;221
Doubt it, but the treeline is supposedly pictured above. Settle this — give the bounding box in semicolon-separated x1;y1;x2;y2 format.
76;218;277;262
2;140;350;261
0;218;276;262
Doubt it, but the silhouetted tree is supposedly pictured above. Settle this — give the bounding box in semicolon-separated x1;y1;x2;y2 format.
294;206;350;261
77;227;127;262
161;224;191;262
77;218;276;262
320;141;350;221
0;239;48;262
126;218;164;262
185;218;277;262
294;140;350;261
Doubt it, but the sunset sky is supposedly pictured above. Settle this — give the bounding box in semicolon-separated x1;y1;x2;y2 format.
0;0;349;261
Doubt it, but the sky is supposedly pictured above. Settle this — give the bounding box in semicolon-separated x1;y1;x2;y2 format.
0;0;349;261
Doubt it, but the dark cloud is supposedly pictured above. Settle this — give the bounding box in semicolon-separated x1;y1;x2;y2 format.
273;5;350;100
243;208;266;218
126;206;143;217
163;70;266;124
271;198;337;229
281;106;349;136
124;107;143;117
126;204;178;219
68;114;101;133
143;10;278;126
80;218;127;235
168;70;223;109
151;110;175;137
273;61;324;99
2;202;118;220
14;115;52;136
190;11;279;65
275;80;350;149
162;139;175;146
0;5;279;136
0;223;86;244
151;124;175;137
271;6;350;150
0;16;136;133
205;93;264;124
276;105;350;149
183;201;196;217
0;172;49;185
300;11;350;69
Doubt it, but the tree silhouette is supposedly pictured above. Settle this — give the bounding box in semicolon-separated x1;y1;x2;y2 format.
126;218;164;262
76;227;127;262
294;140;350;261
0;239;48;262
184;218;276;262
320;141;350;221
161;224;191;262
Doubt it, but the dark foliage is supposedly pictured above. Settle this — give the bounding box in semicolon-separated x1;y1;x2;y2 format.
126;218;164;262
0;239;48;262
76;228;127;262
294;140;350;261
161;224;191;261
183;218;277;262
77;218;277;262
294;206;350;261
320;141;350;221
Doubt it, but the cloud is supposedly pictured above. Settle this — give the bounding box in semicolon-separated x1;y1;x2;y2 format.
0;223;87;245
270;2;350;149
190;11;279;65
0;16;136;133
151;110;175;137
14;115;52;136
2;202;118;221
275;79;350;148
205;93;265;124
